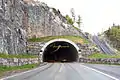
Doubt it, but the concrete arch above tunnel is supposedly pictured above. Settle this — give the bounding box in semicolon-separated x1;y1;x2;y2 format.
40;39;80;62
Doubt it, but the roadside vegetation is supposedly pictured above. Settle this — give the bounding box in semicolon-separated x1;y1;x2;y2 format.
88;53;120;58
0;64;39;77
0;54;39;78
104;24;120;51
28;35;89;44
0;54;38;58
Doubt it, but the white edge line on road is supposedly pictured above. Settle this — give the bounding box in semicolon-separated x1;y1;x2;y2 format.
81;65;119;80
0;64;49;80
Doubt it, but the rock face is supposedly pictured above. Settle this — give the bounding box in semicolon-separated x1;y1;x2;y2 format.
25;2;80;38
0;0;26;54
0;0;82;54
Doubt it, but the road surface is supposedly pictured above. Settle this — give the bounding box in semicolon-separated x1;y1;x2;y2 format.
84;63;120;80
92;36;115;55
1;63;119;80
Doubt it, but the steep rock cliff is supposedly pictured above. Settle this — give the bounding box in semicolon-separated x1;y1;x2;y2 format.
0;0;26;54
0;0;82;54
25;2;80;38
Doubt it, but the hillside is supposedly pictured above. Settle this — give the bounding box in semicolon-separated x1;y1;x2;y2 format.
25;1;81;38
0;0;84;54
104;24;120;51
28;35;89;44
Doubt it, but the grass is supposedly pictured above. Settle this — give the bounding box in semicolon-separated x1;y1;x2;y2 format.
0;54;38;58
28;35;89;44
88;53;120;58
0;64;39;77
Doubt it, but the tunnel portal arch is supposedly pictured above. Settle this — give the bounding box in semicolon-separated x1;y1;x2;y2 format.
40;39;80;62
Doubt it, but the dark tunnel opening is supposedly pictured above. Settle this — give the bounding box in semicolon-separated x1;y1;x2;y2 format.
43;41;78;62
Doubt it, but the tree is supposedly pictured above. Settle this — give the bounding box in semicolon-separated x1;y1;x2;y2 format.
65;15;74;25
104;24;120;50
76;15;81;28
70;8;75;22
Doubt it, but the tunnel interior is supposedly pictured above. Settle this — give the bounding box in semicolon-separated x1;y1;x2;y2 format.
43;41;78;62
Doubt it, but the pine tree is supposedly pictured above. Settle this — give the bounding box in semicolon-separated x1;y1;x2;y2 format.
77;15;81;28
70;8;75;22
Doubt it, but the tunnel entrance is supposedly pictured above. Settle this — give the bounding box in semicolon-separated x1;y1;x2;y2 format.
42;41;79;62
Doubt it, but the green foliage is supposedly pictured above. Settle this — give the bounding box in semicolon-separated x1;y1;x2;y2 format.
88;53;120;58
0;54;37;58
70;8;75;22
28;35;89;44
104;24;120;50
65;15;74;25
73;25;80;30
0;64;38;77
76;15;81;28
0;64;38;71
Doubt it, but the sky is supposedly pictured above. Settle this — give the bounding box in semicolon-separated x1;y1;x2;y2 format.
39;0;120;34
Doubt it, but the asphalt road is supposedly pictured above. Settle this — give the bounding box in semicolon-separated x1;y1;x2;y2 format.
1;63;119;80
84;64;120;80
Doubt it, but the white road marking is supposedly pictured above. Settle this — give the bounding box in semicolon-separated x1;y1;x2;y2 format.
59;63;63;72
0;63;49;80
1;63;119;80
81;64;119;80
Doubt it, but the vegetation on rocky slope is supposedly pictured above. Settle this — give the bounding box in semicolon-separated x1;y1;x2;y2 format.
65;14;81;31
0;64;39;78
88;53;120;58
28;35;89;44
104;24;120;50
0;54;37;58
65;15;74;25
